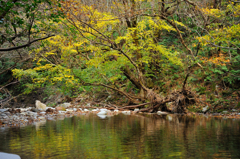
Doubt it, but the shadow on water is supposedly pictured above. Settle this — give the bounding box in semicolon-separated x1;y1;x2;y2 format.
0;113;240;159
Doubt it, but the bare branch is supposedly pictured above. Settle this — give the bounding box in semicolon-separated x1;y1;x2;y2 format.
0;35;55;51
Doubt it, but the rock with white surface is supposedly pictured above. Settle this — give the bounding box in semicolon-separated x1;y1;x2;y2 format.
122;111;131;115
35;100;46;110
97;110;107;115
157;111;169;115
202;106;209;113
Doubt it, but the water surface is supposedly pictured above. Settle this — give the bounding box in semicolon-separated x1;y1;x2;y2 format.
0;113;240;159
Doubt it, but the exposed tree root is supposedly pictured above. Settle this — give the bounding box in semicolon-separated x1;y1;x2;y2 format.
171;89;196;113
135;88;196;113
77;88;196;114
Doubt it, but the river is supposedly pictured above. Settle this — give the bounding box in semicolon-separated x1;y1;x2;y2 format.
0;113;240;158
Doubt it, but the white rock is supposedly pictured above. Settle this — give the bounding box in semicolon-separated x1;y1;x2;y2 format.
12;115;19;120
0;109;7;113
3;116;9;119
157;111;169;115
66;109;73;112
28;112;37;116
4;112;10;115
134;108;139;112
114;109;119;113
0;113;7;116
92;109;98;112
84;109;89;112
122;111;131;115
73;108;77;111
97;110;107;115
36;100;47;110
38;116;45;120
202;105;209;112
20;108;27;112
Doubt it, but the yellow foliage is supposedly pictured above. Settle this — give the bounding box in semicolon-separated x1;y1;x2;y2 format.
201;53;230;66
197;24;240;46
201;8;224;18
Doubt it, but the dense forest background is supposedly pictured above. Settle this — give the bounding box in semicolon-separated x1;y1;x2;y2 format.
0;0;239;113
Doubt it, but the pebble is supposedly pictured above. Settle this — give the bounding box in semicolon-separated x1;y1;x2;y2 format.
92;109;98;112
47;117;54;120
20;108;27;112
0;109;7;113
134;108;139;112
20;112;27;115
122;111;131;115
3;116;9;119
5;112;10;115
66;109;73;112
222;111;228;114
38;117;45;120
0;113;7;116
157;111;169;115
1;106;237;128
39;112;46;115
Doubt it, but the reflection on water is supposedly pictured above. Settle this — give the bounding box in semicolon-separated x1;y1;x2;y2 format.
0;114;240;159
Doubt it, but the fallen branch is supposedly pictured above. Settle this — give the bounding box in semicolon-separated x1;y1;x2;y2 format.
121;102;151;109
137;104;161;113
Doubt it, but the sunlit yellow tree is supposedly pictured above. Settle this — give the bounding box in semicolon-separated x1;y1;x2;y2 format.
13;0;206;112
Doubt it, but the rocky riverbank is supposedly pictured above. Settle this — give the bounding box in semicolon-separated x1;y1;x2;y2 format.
1;104;240;128
0;104;137;127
